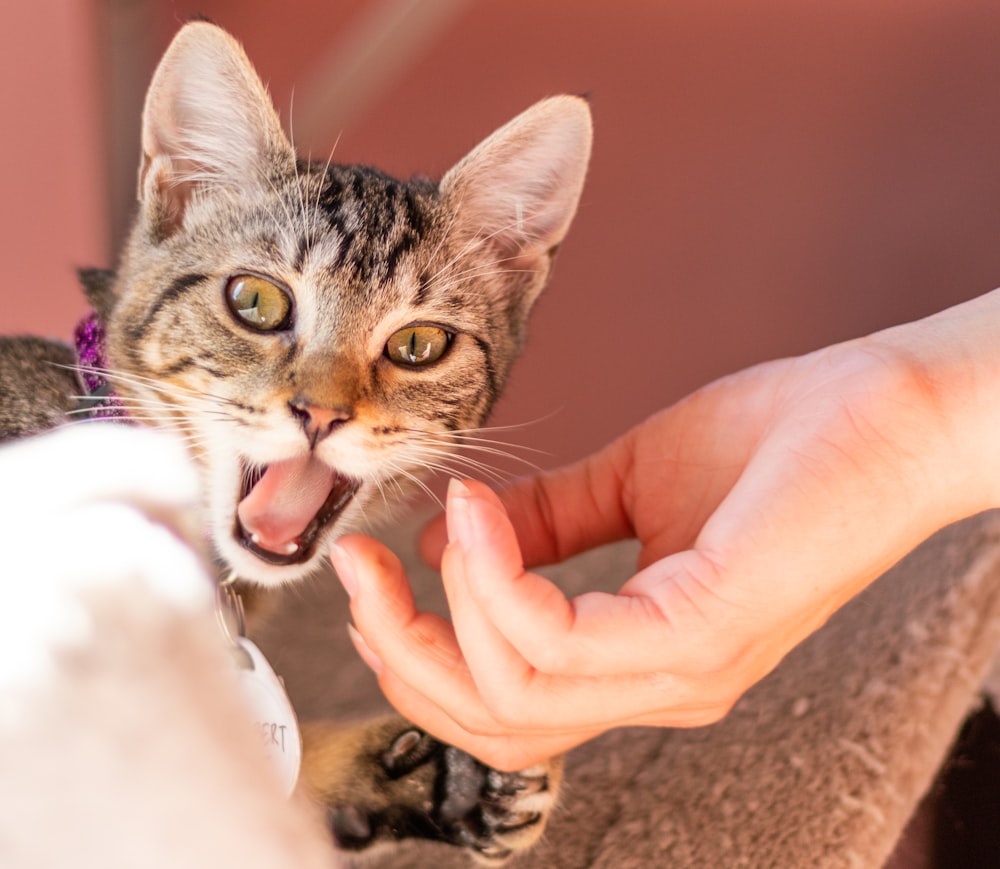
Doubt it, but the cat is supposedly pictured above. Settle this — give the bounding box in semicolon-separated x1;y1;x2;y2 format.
0;21;591;864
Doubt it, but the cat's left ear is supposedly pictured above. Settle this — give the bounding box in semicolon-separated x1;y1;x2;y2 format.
138;22;295;239
440;96;592;271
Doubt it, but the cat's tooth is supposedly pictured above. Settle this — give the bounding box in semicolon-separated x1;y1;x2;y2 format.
248;531;298;556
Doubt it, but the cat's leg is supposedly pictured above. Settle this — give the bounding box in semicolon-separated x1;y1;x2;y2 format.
299;716;561;863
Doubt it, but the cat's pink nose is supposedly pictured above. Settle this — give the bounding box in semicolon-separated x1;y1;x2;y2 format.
288;399;353;448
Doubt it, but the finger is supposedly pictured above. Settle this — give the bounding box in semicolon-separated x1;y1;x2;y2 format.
446;479;740;680
356;644;596;771
348;607;730;773
443;485;749;723
440;477;596;702
417;511;448;569
439;534;535;709
331;535;467;685
331;535;519;735
366;647;733;771
372;616;733;742
335;534;730;734
444;479;585;672
390;696;597;773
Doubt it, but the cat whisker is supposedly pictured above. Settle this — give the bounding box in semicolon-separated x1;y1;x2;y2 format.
112;398;235;418
404;424;549;458
425;264;534;296
428;245;534;282
452;436;547;456
51;415;210;457
68;413;195;430
65;392;232;415
447;439;546;466
419;207;499;291
389;435;520;482
422;205;542;295
60;362;240;409
446;413;560;437
421;236;490;294
297;158;315;254
411;458;509;487
50;416;127;435
287;88;343;259
369;476;393;517
308;134;343;254
259;169;304;251
64;400;237;432
406;448;531;481
402;448;517;485
420;202;465;286
402;480;444;512
369;475;412;526
286;91;312;246
389;422;551;489
381;461;444;511
419;258;537;304
63;366;255;429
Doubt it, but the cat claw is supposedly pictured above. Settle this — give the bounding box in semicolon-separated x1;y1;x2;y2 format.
325;726;557;862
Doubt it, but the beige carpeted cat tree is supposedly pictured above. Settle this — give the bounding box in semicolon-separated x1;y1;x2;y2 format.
258;509;1000;868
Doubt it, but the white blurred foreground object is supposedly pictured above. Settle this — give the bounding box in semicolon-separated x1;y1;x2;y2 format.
0;426;337;867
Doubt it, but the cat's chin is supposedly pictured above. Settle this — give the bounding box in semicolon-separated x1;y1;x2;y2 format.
218;548;323;586
217;529;340;586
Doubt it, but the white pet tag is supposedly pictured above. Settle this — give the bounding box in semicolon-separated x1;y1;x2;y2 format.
234;637;302;797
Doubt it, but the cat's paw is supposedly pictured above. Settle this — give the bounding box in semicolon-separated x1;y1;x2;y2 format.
376;728;557;863
302;718;561;863
0;425;210;704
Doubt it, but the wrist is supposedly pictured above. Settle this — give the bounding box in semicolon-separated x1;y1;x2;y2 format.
863;288;1000;520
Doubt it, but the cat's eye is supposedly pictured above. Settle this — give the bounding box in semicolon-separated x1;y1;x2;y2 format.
385;325;452;367
226;275;292;331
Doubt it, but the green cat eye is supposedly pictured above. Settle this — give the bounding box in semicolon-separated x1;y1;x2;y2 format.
385;325;452;367
226;275;292;331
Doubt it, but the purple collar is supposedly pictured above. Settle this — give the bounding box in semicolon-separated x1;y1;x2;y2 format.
74;310;127;420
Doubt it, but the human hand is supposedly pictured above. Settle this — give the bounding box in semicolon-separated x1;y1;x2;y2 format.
331;292;1000;770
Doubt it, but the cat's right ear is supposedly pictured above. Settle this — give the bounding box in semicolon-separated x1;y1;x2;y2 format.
138;22;294;239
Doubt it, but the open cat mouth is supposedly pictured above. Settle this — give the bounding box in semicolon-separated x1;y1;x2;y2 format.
234;455;360;566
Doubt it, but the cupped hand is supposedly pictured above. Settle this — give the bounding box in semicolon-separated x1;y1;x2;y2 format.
330;295;1000;770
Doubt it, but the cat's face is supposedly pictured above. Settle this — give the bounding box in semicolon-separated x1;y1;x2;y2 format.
103;23;591;586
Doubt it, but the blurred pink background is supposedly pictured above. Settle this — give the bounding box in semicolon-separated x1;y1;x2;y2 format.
6;0;1000;470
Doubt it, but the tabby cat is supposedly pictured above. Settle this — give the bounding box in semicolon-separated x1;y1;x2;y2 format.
0;22;591;863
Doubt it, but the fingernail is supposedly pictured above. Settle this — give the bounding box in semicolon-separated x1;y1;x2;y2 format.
446;478;475;545
330;541;357;598
448;477;473;499
347;623;383;674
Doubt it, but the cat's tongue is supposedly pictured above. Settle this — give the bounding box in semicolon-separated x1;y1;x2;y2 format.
237;455;335;555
